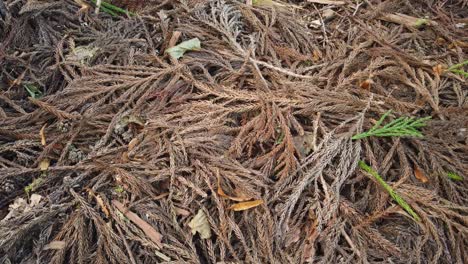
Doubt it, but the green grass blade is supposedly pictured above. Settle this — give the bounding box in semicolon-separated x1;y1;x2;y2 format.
358;160;421;221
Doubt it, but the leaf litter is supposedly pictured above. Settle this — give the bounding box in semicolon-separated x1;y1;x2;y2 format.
0;0;467;263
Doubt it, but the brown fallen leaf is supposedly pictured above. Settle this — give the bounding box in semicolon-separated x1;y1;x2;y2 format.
217;176;251;202
44;241;66;250
359;79;373;90
86;188;110;217
312;50;321;62
128;137;139;151
414;166;429;183
228;200;264;211
432;64;445;76
112;200;163;247
40;124;46;146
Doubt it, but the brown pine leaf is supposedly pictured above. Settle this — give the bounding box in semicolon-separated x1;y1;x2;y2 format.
112;200;163;247
414;166;428;183
228;200;264;211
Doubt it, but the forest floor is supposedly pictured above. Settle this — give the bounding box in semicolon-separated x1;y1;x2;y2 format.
0;0;467;263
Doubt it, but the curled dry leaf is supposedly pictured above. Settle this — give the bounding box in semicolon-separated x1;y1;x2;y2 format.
112;200;163;247
228;200;264;211
86;188;110;217
128;137;139;151
217;175;251;202
414;166;429;183
40;124;46;146
188;209;211;239
165;38;201;59
360;79;373;90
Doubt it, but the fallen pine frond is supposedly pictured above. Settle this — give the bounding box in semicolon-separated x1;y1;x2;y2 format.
358;161;421;222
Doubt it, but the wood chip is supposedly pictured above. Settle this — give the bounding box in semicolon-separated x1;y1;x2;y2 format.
112;200;163;247
39;158;50;171
380;13;438;28
228;200;264;211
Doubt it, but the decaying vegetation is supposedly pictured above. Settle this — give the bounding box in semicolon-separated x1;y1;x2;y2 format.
0;0;467;263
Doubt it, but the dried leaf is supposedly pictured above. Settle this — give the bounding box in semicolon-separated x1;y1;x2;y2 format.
44;241;66;250
414;166;428;183
432;64;444;76
128;137;139;151
228;200;264;211
188;209;211;239
217;176;251;202
66;46;99;64
40;124;47;146
359;79;373;90
312;50;321;62
39;158;50;171
165;38;201;59
112;200;163;247
30;194;42;207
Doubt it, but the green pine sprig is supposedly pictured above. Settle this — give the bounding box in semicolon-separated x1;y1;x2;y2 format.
358;160;421;222
352;111;431;140
447;60;468;78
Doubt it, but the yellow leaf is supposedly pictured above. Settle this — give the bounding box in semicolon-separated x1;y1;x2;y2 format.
414;166;428;183
40;124;46;146
39;158;50;171
228;200;264;211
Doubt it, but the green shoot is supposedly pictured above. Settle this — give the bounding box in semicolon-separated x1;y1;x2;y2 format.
352;111;431;140
358;160;421;221
115;185;125;193
23;84;42;98
447;172;463;181
24;177;44;197
90;0;135;16
447;60;468;78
